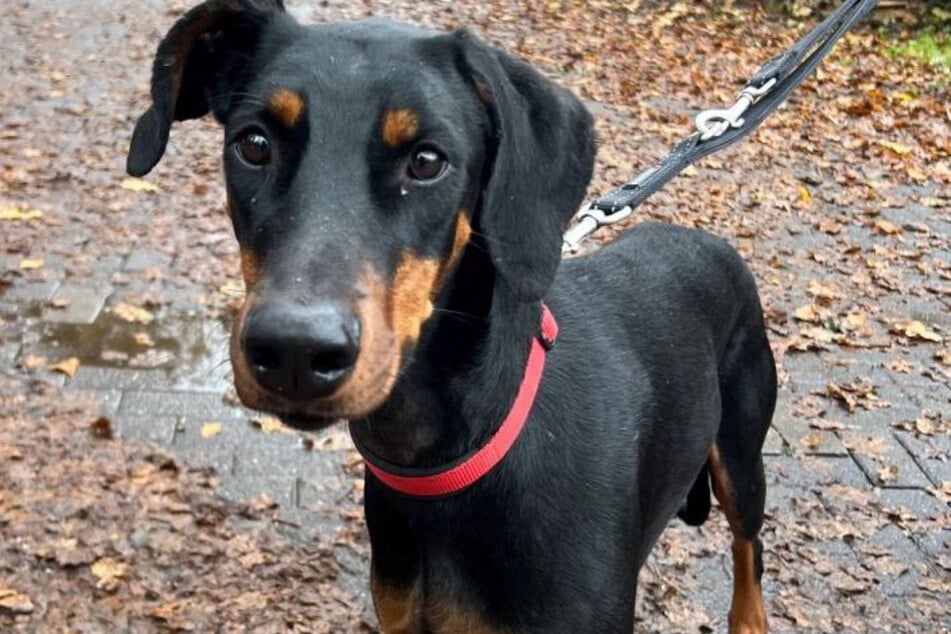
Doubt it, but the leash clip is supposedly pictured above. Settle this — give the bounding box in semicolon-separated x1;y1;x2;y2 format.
562;204;633;254
694;77;778;142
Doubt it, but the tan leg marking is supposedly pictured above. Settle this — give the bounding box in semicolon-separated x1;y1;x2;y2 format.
709;445;768;634
268;88;305;128
381;108;419;147
372;572;421;634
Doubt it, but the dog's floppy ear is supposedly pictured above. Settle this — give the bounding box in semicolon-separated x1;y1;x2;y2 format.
127;0;287;177
455;31;595;302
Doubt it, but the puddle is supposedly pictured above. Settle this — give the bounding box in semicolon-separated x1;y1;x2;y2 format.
3;303;234;391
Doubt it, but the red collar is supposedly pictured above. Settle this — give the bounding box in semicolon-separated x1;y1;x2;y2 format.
355;303;558;498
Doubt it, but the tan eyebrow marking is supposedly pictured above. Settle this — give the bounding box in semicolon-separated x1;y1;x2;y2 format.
268;89;305;127
381;108;419;147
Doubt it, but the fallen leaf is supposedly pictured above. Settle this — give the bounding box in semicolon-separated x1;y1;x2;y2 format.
914;417;935;436
873;220;902;236
133;332;155;347
798;185;812;205
935;349;951;366
807;280;841;304
113;302;154;324
20;355;46;371
201;422;223;438
877;140;912;156
0;589;34;615
827;383;857;413
891;320;942;343
50;357;80;378
251;417;289;435
120;177;160;193
878;464;899;484
886;359;915;374
90;416;114;440
0;207;42;221
793;305;822;323
91;557;127;591
18;258;43;270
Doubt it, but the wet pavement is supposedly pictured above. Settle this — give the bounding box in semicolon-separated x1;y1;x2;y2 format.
2;0;950;631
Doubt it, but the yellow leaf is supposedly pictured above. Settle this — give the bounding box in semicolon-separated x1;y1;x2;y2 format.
121;177;160;193
0;207;42;221
906;166;927;182
793;305;821;323
892;320;943;343
251;417;289;435
50;357;80;378
201;422;223;438
877;140;912;156
797;185;812;204
133;332;155;347
18;258;43;270
113;302;154;324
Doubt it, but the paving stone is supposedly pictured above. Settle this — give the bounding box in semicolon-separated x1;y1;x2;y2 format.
861;523;927;597
42;283;112;324
118;390;245;420
68;389;124;416
894;431;951;487
762;425;785;456
771;393;848;456
841;430;932;489
842;406;923;435
3;279;61;303
0;342;20;369
124;248;172;272
878;489;951;561
766;455;866;489
113;414;177;445
71;366;177;391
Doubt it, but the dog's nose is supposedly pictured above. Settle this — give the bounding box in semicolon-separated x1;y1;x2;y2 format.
242;301;360;400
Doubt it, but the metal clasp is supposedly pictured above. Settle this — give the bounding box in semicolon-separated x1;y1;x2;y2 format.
694;77;777;142
562;204;633;254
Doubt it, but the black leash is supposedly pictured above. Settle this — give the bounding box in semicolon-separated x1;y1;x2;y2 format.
563;0;880;252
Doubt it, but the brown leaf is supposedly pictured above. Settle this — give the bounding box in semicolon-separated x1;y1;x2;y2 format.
873;220;902;236
90;416;114;440
91;557;127;592
50;357;80;378
0;588;34;615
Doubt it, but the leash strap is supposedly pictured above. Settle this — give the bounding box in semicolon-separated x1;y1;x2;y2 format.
563;0;880;252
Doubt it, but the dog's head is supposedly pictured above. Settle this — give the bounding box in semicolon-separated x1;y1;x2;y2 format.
128;0;594;429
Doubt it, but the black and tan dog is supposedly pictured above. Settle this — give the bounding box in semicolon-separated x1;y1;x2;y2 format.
128;1;776;632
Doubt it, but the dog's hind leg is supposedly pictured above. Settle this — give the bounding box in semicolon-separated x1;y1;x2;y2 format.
710;323;776;634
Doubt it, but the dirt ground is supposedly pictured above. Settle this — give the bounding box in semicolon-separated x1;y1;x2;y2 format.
1;0;950;632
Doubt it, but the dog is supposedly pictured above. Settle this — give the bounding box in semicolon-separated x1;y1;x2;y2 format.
128;1;777;632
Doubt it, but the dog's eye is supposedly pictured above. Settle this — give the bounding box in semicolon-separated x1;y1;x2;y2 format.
236;130;271;167
407;147;447;182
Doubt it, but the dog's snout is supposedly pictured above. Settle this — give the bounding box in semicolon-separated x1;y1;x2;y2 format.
242;301;360;400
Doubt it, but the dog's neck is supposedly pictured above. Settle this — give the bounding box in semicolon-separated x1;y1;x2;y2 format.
349;251;539;468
